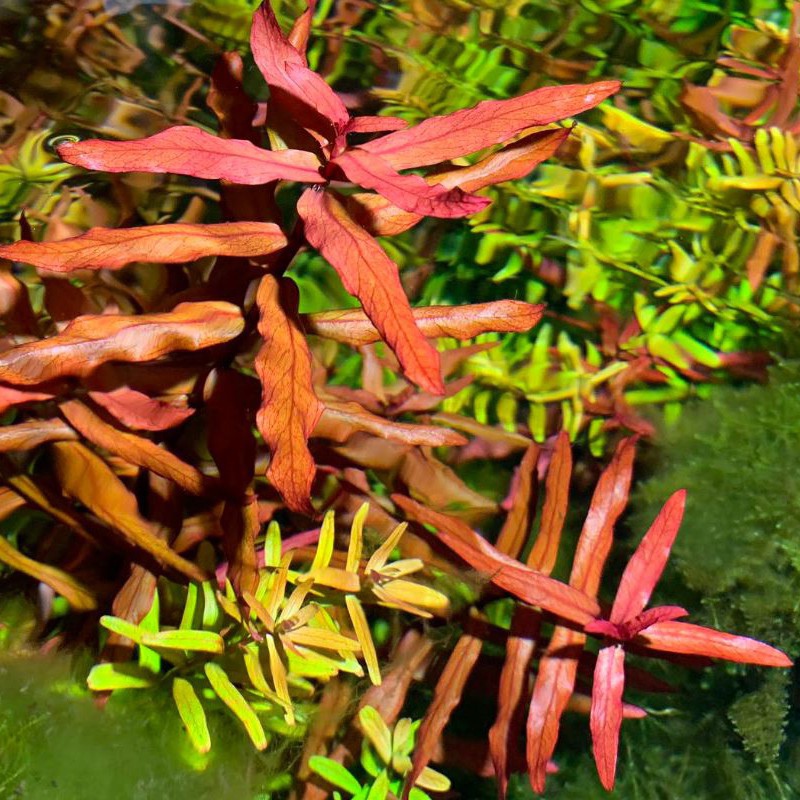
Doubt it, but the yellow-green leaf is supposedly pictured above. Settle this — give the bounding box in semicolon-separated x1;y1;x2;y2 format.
346;595;381;685
359;706;392;765
204;662;268;750
173;678;211;754
87;662;157;691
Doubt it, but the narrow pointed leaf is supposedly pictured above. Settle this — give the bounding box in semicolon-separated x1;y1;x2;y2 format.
569;437;636;597
255;274;323;513
266;634;294;724
0;301;244;386
590;645;626;791
0;222;288;272
316;401;466;447
283;626;361;651
333;149;489;218
365;522;408;573
527;431;571;573
0;418;77;452
88;387;193;431
287;0;314;58
87;663;158;691
173;678;212;754
360;81;620;169
495;443;539;558
304;301;543;347
638;621;793;667
58;127;324;185
346;502;368;573
251;2;349;134
142;629;224;653
60;400;210;495
404;635;482;796
51;442;206;582
393;495;599;624
204;662;269;750
298;188;443;394
347;595;381;685
610;490;686;624
0;534;97;611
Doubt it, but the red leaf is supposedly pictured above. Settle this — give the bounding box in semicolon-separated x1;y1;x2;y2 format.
87;387;194;431
297;187;444;394
404;634;483;798
0;386;54;414
255;274;323;514
392;495;599;625
495;443;539;558
638;621;793;667
60;400;211;496
569;437;636;597
360;81;620;169
590;645;626;791
250;1;349;135
526;627;584;793
0;301;244;385
0;222;288;272
304;300;543;347
610;490;686;624
345;116;409;133
58;127;324;185
527;431;571;574
332;149;489;218
349;128;571;237
314;400;467;447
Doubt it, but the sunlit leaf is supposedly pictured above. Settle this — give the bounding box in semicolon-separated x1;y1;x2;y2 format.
87;663;158;691
204;662;269;750
173;677;212;754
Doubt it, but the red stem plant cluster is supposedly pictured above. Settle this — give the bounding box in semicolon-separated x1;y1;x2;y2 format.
0;1;791;795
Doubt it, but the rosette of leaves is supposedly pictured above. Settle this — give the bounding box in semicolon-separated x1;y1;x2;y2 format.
86;505;448;755
309;705;450;800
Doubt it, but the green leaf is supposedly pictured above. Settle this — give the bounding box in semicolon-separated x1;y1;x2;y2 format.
204;662;268;750
173;677;211;754
366;770;390;800
180;582;200;630
138;589;161;674
87;662;158;691
308;755;362;794
142;629;224;653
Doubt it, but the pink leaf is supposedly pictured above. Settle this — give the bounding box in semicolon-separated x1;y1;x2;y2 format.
610;490;686;624
332;149;489;218
345;116;409;133
590;645;626;791
360;81;620;169
0;221;288;272
0;386;54;414
297;187;444;394
58;127;324;185
250;1;349;135
638;621;793;667
87;387;194;431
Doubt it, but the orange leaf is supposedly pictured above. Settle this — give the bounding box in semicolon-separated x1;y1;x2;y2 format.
255;274;323;514
59;399;211;496
87;387;194;431
0;418;77;452
0;301;244;385
527;431;571;573
58;127;325;185
495;443;539;558
590;645;626;791
297;188;443;394
360;81;620;169
304;300;543;347
0;222;287;272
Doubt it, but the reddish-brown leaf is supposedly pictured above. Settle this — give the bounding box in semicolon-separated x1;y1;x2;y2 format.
0;222;288;272
360;81;620;169
610;490;686;624
287;0;314;60
297;188;444;394
250;1;349;135
304;301;543;347
569;437;636;597
638;621;792;667
332;149;489;218
0;301;244;385
351;128;570;237
404;634;483;799
0;266;39;335
0;418;77;452
495;443;539;558
527;627;584;793
392;495;599;625
59;400;211;496
527;431;571;573
58;127;324;185
255;274;323;514
87;387;194;431
50;442;205;581
590;645;626;791
314;400;467;447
